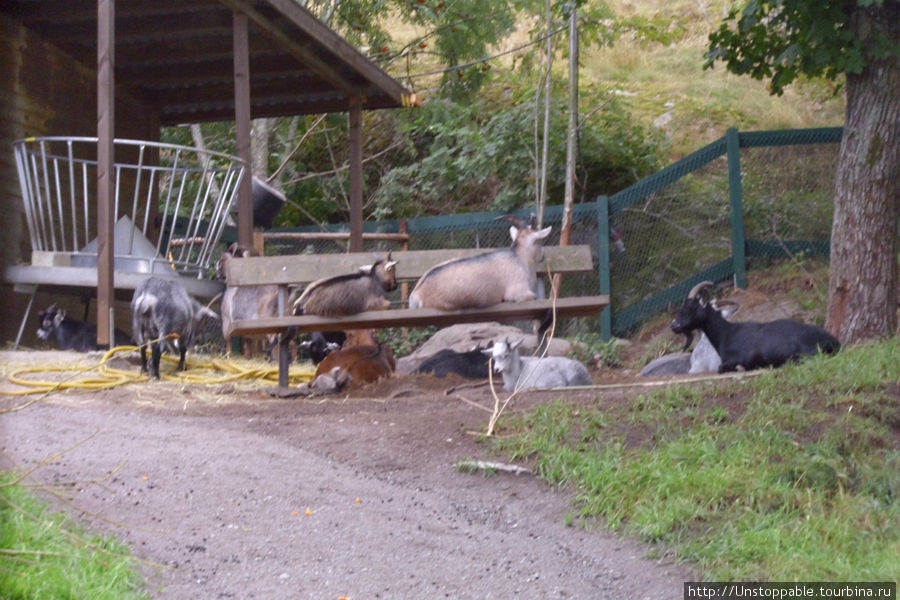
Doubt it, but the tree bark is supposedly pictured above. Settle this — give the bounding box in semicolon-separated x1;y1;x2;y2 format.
826;6;899;343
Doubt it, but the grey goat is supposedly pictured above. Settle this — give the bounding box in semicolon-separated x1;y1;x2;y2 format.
131;277;218;378
409;223;552;310
484;338;592;392
292;253;398;317
218;243;279;358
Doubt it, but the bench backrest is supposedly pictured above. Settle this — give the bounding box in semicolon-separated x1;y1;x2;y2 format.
223;245;595;288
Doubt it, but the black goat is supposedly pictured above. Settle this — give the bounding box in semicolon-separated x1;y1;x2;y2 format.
298;331;347;365
414;346;491;379
671;281;840;373
37;304;131;351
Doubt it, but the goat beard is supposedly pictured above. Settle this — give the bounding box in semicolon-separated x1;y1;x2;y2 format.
680;330;694;352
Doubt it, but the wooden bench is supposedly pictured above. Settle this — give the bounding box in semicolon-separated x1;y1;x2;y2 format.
223;245;609;390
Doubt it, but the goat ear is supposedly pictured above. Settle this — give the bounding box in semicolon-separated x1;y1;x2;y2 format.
359;264;374;275
509;225;519;241
716;300;740;318
509;338;523;350
534;225;552;239
53;310;65;327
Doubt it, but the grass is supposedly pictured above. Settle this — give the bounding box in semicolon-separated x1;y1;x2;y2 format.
493;336;899;581
580;0;846;158
0;473;149;600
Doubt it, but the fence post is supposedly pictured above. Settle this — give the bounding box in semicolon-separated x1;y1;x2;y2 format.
727;127;749;289
596;196;613;341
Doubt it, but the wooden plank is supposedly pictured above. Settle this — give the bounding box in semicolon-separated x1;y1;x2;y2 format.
226;295;609;337
224;245;595;286
4;265;224;299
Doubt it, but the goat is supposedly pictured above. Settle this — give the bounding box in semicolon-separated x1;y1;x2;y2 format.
217;243;280;358
687;300;739;374
292;253;397;317
298;331;347;364
409;222;552;310
314;342;395;388
131;277;219;379
413;346;491;379
37;304;131;351
484;338;592;392
671;281;840;373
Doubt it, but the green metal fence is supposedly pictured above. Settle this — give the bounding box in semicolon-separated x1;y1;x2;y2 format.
241;126;842;343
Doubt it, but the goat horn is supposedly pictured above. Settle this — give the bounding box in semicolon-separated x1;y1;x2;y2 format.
494;214;531;230
687;281;714;299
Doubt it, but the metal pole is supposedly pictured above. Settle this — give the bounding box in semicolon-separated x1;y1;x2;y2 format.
596;196;612;341
726;127;748;288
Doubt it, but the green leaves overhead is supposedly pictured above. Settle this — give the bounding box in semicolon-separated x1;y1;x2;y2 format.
704;0;896;95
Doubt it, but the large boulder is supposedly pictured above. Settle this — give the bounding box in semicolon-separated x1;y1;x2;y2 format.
396;322;572;375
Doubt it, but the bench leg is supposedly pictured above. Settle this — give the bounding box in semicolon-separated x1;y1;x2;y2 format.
278;332;292;389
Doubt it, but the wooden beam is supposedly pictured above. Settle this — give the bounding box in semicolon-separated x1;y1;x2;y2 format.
233;10;253;247
224;245;596;287
227;296;610;337
349;97;363;252
96;0;115;347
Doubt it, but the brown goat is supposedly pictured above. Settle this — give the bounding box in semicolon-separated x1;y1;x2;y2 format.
293;253;397;317
314;343;395;388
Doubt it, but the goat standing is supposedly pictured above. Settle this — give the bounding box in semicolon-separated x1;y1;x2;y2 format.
218;243;280;358
131;277;219;379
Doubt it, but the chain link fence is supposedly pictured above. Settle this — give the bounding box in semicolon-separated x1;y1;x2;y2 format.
209;127;842;350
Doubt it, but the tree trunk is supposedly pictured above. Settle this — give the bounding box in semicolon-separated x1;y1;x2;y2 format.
826;11;899;343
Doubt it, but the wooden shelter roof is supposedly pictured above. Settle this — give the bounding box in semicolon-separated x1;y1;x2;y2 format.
1;0;416;124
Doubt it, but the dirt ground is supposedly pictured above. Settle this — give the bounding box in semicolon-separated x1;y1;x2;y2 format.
0;348;693;600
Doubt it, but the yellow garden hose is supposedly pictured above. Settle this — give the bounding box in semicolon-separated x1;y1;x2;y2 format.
1;344;315;397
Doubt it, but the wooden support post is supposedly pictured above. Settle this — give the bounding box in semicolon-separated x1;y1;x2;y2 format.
233;11;253;249
96;0;115;347
349;98;363;253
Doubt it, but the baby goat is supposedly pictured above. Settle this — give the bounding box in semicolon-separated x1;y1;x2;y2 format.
131;277;219;379
484;338;592;392
414;346;491;379
37;304;131;351
671;281;840;373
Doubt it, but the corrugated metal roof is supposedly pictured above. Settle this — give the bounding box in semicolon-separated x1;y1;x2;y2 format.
2;0;417;124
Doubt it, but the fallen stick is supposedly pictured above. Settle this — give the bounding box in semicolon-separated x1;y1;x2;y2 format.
455;460;533;476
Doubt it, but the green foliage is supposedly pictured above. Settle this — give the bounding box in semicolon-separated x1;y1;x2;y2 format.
372;90;661;219
495;337;900;580
705;0;897;95
0;473;149;599
568;332;622;368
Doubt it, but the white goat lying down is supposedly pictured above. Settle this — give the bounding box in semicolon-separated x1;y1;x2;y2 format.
485;338;592;392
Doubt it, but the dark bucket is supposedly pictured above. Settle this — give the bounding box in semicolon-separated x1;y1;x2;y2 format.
251;177;286;229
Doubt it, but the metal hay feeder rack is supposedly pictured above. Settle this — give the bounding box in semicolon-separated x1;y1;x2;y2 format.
8;136;246;348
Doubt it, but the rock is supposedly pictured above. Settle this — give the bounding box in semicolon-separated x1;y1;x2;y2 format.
396;323;572;375
638;352;691;376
